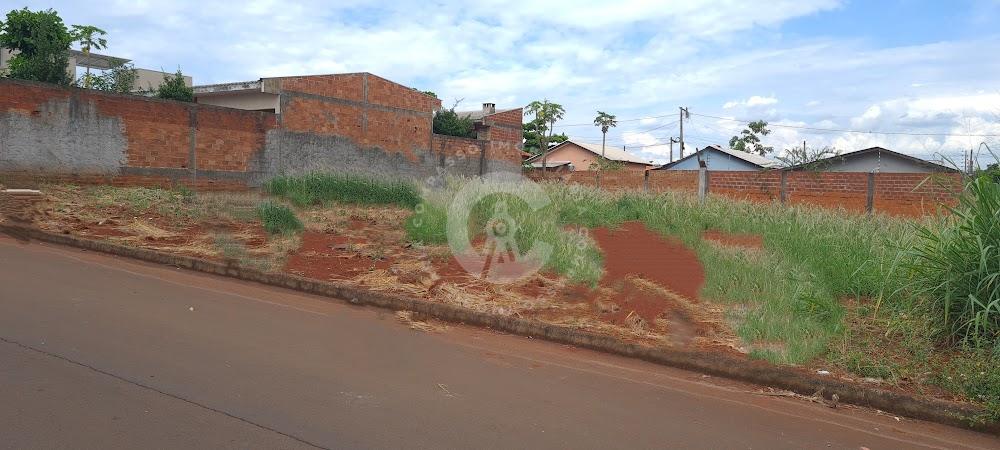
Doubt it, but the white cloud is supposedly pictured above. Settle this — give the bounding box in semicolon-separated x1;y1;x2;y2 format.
24;0;1000;165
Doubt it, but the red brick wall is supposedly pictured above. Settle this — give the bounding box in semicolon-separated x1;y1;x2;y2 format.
709;171;782;203
432;134;483;159
528;166;962;217
874;172;962;217
0;79;275;187
274;73;440;160
195;108;276;172
784;171;870;213
648;170;698;193
278;73;365;102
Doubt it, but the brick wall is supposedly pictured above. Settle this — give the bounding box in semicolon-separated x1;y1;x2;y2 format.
0;78;274;188
874;172;962;216
527;166;962;217
709;171;782;202
1;74;524;189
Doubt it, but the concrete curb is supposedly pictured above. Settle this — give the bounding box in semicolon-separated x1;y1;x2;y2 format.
5;224;996;434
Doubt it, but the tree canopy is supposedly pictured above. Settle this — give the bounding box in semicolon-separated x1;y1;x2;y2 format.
0;8;75;84
433;107;476;138
728;120;774;156
156;69;194;102
522;117;567;154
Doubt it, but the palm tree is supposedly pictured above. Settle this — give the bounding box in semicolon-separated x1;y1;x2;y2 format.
524;99;565;171
70;25;107;89
593;111;618;164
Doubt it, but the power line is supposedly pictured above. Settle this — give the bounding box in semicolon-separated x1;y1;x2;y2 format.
552;113;679;127
689;112;1000;138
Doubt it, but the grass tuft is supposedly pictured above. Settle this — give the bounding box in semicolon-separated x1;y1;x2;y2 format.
264;173;421;208
256;201;303;235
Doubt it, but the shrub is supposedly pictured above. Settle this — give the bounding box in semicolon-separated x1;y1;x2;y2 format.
256;202;303;235
155;69;193;102
264;173;420;208
904;176;1000;350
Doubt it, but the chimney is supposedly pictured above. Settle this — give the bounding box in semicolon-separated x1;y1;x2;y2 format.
482;102;496;115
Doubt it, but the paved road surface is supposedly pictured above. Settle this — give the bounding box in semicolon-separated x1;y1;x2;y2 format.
1;236;998;449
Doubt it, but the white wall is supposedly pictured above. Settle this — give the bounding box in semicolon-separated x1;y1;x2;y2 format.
195;91;280;113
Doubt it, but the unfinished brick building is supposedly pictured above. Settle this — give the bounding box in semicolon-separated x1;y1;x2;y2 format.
0;73;523;188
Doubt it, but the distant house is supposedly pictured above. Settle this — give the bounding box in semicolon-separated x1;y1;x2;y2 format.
194;79;279;113
0;48;189;92
525;139;653;171
657;145;780;171
787;146;960;173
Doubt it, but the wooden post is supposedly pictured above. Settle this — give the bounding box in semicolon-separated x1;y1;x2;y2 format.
643;169;650;193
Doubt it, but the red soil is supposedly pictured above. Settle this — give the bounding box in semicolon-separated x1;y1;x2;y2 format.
702;229;764;250
587;222;708;343
284;231;390;280
591;221;705;300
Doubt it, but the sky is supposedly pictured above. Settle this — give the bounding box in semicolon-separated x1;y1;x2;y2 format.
15;0;1000;165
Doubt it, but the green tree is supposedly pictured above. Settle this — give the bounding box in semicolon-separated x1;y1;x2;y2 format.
70;24;106;88
156;69;194;102
524;99;565;169
432;107;476;138
777;144;838;168
421;90;437;98
522;117;567;154
593;111;618;163
90;60;137;93
0;8;74;84
728;120;773;156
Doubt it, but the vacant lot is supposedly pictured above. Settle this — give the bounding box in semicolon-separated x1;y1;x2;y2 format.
10;173;1000;423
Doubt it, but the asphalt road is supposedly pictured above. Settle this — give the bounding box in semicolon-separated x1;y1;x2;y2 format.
1;236;998;449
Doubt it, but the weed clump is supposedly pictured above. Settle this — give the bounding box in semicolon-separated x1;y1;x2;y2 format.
264;173;420;208
257;201;303;235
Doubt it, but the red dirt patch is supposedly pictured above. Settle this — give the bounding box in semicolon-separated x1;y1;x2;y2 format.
588;221;709;343
702;229;763;250
285;231;390;280
591;221;705;300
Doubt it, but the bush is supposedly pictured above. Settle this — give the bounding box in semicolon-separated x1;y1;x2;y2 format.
433;108;476;138
256;202;303;235
264;173;421;208
156;69;193;102
904;176;1000;350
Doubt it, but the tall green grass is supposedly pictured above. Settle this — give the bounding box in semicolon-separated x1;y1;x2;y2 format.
903;176;1000;351
264;173;420;208
407;178;914;363
256;201;303;235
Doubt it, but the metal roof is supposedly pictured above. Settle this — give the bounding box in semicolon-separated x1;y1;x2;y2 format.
70;50;129;70
526;140;652;165
657;144;781;170
784;146;960;172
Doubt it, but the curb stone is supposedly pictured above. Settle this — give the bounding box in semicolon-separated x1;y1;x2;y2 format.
3;224;996;435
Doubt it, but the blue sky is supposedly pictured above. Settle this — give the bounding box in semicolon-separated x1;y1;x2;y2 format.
15;0;1000;165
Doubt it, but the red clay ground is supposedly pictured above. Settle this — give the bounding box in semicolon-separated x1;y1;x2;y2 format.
702;229;764;250
27;186;738;349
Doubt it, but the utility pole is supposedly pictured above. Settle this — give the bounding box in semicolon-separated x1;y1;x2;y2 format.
679;107;689;158
668;137;680;162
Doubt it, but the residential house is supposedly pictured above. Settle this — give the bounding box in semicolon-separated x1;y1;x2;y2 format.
0;48;189;91
786;146;959;173
193;79;279;113
525;139;653;171
657;144;780;171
